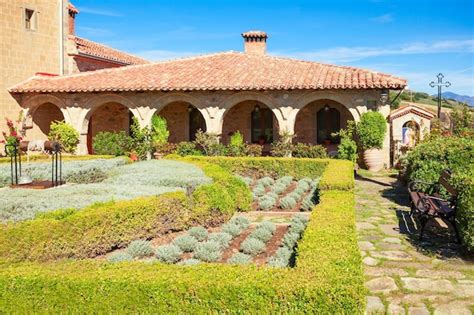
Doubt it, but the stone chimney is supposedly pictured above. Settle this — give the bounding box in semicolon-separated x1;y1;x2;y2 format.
67;2;79;35
242;31;268;55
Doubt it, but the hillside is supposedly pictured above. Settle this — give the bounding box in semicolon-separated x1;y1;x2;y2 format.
439;92;474;107
390;90;470;110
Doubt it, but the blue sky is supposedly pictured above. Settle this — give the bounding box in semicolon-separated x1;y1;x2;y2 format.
74;0;473;95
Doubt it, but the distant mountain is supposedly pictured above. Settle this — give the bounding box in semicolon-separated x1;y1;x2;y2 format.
435;92;474;107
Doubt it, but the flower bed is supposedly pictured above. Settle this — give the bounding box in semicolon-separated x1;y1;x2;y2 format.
0;158;363;313
0;159;211;222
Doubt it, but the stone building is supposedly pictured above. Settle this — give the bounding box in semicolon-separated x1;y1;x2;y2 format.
0;1;147;139
8;30;407;165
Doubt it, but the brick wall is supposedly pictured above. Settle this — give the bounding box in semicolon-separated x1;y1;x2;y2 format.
0;0;62;127
157;102;189;143
221;100;279;144
30;102;64;139
294;99;353;144
89;102;130;141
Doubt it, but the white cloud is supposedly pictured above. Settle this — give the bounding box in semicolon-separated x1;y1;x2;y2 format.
135;50;204;61
371;14;393;23
273;39;474;63
78;7;123;17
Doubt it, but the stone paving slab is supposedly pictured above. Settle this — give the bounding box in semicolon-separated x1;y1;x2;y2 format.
355;175;474;315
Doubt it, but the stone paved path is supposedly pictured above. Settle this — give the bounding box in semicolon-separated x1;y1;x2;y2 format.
355;175;474;315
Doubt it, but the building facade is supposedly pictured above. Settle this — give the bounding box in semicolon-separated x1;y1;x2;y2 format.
8;31;407;166
0;1;147;140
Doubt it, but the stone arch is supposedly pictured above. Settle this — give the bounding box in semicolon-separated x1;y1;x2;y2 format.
21;95;67;139
146;93;207;124
220;92;284;127
80;94;138;135
294;98;355;146
291;91;361;123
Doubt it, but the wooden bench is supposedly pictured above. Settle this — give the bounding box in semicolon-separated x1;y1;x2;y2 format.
408;170;461;243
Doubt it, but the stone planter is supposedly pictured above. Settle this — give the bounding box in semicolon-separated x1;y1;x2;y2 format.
363;148;384;172
153;152;164;160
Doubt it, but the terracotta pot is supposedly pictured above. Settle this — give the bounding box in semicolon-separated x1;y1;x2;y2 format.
363;148;384;172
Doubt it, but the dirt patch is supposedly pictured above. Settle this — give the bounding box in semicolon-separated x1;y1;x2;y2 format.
253;225;289;265
220;226;255;262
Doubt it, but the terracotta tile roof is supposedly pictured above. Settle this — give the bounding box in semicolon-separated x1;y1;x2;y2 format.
67;3;79;14
389;104;435;121
71;36;148;66
9;51;407;93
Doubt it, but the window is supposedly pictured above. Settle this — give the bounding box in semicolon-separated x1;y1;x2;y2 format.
251;107;273;144
24;8;36;30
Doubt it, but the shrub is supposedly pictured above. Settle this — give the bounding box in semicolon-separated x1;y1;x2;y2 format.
193;240;221;262
126;240;153;258
173;235;199;253
229;216;250;230
289;221;306;235
282;232;300;249
65;167;108;184
300;196;315;211
155;244;183;264
296;180;310;191
175;142;202;156
280;196;297;210
178;258;201;266
274;247;292;261
250;227;273;242
267;256;288;268
333;121;358;163
404;135;474;250
151;115;170;149
271;183;287;194
257;177;274;187
286;192;301;201
227;131;246;156
221;223;242;237
188;226;208;242
253;184;266;197
259;221;276;234
236;175;252;186
277;176;294;186
245;144;263;157
107;252;133;263
258;195;276;210
356;111;387;150
240;237;265;256
293;213;309;225
194;130;220;156
48;121;79;154
270;132;295;157
93;131;129;156
292;143;327;158
129;117;153;160
208;232;233;250
319;159;354;191
228;252;252;265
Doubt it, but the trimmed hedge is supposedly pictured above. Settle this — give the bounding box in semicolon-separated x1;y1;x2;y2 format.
319;159;355;191
0;160;251;262
172;155;328;179
0;158;364;313
0;191;364;313
0;154;115;164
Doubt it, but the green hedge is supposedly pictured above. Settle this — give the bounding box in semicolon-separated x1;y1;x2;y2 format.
171;155;329;179
0;190;364;313
0;154;115;164
405;136;474;251
0;160;251;262
0;158;366;314
319;159;355;191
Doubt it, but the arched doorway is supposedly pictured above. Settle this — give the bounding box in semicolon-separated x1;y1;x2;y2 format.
221;100;279;145
156;101;206;143
31;102;64;139
87;102;133;154
402;120;420;148
294;99;353;148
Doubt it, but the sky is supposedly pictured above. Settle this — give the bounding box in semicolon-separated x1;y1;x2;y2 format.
74;0;474;96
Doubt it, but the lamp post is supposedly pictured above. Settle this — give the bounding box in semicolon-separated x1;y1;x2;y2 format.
430;73;451;119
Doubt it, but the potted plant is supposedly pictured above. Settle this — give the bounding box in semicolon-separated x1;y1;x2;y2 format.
356;111;387;172
151;115;170;159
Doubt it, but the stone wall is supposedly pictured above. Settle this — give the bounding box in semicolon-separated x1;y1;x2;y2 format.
157;102;189;143
30;102;64;139
0;0;62;128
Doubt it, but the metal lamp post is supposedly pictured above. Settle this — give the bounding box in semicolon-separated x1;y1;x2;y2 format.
430;73;451;119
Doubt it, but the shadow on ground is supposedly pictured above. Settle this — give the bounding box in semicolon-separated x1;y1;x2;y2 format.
357;173;474;261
